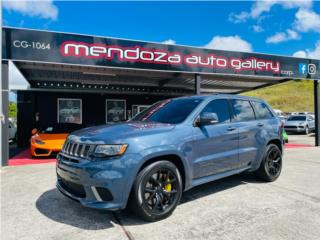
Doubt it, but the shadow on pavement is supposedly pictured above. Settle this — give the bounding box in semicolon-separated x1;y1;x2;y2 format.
180;173;258;204
36;173;264;228
36;189;116;230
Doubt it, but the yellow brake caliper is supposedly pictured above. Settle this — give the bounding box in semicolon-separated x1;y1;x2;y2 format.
164;177;172;192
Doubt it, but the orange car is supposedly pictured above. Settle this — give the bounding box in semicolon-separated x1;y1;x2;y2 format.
30;125;82;157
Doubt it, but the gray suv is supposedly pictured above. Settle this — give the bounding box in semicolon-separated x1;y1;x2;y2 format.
284;114;315;134
56;94;283;221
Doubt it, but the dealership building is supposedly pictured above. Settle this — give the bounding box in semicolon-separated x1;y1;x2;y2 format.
1;27;320;166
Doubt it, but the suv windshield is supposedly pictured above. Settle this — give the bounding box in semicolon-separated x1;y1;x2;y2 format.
287;116;306;121
131;98;203;124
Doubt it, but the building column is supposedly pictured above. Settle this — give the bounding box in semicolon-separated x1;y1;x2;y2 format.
1;60;9;166
195;74;201;95
314;80;320;147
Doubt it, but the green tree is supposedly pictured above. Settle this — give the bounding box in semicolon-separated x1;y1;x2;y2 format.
8;102;17;118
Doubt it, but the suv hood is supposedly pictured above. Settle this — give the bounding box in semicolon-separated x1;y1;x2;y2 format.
285;121;306;126
69;121;175;144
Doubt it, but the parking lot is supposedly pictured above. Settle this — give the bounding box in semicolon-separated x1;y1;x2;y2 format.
3;2;320;240
2;135;320;240
286;133;316;146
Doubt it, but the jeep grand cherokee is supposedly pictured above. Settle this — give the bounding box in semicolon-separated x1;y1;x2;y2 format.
56;94;283;221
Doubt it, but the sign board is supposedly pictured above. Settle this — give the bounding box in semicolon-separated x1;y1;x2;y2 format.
2;27;320;80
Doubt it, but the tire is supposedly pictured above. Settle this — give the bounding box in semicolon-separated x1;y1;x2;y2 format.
305;126;309;135
129;160;183;222
255;144;282;182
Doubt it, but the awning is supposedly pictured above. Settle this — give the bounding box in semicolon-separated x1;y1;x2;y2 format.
3;27;320;95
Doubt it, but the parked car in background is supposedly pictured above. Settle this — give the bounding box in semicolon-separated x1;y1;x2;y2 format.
284;114;315;135
8;120;17;142
290;112;314;116
30;124;84;157
274;109;284;116
56;95;283;221
298;112;314;115
278;115;287;123
274;109;287;123
290;112;299;115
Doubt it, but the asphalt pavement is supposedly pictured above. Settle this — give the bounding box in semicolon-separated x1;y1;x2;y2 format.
1;146;320;240
286;132;315;145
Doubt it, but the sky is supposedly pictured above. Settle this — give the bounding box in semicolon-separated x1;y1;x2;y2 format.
3;0;320;100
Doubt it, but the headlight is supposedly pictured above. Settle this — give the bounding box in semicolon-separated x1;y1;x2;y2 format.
35;139;45;145
94;144;128;157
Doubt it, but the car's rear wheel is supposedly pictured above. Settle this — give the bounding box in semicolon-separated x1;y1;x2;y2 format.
130;161;182;222
255;144;282;182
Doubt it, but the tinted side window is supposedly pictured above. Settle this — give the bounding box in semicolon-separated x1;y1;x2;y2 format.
201;99;231;123
231;99;255;121
251;101;274;120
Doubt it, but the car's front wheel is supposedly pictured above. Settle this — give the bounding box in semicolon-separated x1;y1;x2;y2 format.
130;161;183;222
255;144;282;182
305;126;309;135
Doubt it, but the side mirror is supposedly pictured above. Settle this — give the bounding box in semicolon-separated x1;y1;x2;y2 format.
196;112;219;126
31;128;38;135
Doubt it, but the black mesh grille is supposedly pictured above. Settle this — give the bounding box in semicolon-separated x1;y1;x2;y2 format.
96;187;114;201
35;148;49;155
59;177;86;198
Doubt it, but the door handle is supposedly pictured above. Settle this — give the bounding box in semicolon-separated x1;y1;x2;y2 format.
227;126;237;131
257;122;264;127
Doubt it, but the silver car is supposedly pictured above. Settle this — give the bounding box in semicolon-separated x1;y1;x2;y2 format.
9;120;17;142
284;114;315;135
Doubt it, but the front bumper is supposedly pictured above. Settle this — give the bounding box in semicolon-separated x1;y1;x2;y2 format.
284;126;306;133
31;144;61;157
56;152;141;210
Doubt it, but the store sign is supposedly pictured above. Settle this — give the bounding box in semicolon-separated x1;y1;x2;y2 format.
3;27;320;80
61;41;281;73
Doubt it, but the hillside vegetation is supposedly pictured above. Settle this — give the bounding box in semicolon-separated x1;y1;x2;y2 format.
242;80;314;113
9;102;17;118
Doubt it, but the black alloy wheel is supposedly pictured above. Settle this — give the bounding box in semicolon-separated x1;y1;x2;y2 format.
143;168;178;213
265;147;282;178
256;144;282;182
130;161;182;222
